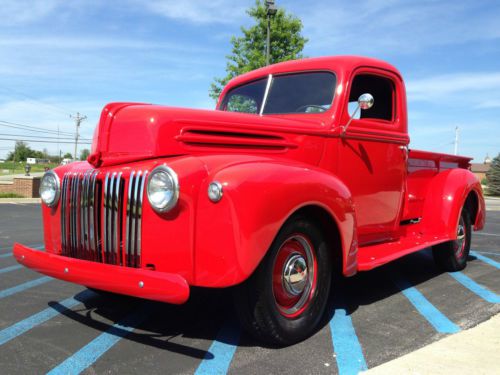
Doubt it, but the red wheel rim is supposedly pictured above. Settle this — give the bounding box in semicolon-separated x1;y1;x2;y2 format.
272;234;318;318
454;215;466;259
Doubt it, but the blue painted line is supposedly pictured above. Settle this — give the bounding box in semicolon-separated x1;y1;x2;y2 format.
47;303;151;375
474;251;500;258
0;290;95;346
329;307;367;375
0;264;22;274
0;253;12;259
0;276;51;300
194;320;240;375
470;251;500;270
393;277;460;333
449;272;500;303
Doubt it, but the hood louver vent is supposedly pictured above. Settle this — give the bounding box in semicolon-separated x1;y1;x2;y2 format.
176;129;297;150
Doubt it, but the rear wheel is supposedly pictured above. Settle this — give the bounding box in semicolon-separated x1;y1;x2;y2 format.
233;217;332;346
432;208;471;271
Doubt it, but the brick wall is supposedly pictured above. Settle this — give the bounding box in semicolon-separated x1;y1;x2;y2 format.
0;177;41;198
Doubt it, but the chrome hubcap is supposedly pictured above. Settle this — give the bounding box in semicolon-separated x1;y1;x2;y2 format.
454;216;466;258
283;254;308;296
272;235;316;317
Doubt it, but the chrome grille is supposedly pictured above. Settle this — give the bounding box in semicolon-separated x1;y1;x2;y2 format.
60;169;147;267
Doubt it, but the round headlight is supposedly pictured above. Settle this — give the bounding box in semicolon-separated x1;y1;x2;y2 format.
147;165;179;213
40;170;60;207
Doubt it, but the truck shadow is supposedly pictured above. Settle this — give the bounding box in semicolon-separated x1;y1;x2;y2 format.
48;247;482;356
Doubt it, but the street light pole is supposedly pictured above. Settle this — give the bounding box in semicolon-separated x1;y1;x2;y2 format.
265;0;277;66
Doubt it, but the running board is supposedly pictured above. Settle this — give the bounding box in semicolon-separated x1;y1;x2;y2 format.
357;234;449;271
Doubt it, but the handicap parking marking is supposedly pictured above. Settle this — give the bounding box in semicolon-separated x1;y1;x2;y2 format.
47;303;152;375
392;277;460;334
470;251;500;270
0;276;52;300
0;290;96;346
329;306;368;375
449;272;500;304
194;320;240;375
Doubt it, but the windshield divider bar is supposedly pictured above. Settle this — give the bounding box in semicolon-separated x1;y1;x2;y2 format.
259;74;273;116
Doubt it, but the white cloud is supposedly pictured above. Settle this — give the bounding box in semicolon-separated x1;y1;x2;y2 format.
0;36;214;53
137;0;248;24
0;0;63;26
406;72;500;104
294;0;500;54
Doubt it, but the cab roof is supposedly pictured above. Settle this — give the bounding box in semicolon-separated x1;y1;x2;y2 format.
224;55;402;91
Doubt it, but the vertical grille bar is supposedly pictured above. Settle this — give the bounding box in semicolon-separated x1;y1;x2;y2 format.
114;172;123;265
103;172;110;263
136;171;148;267
132;171;142;267
60;173;68;252
126;171;136;267
88;171;97;261
108;172;116;263
70;174;78;257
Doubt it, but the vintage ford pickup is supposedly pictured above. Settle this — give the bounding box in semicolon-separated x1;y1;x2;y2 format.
14;56;485;345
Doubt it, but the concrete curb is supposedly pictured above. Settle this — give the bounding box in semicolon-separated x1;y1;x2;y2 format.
0;198;40;204
362;314;500;375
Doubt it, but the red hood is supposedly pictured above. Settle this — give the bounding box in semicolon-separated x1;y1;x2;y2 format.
88;103;328;167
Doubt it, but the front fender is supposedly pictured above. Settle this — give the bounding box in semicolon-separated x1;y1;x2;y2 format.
193;161;357;287
421;168;485;239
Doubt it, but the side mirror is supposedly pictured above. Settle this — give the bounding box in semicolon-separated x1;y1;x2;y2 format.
358;93;374;110
341;93;374;135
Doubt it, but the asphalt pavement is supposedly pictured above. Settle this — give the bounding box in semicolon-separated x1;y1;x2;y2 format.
0;202;498;374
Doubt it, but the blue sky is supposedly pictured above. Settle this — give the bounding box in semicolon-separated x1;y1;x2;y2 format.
0;0;499;162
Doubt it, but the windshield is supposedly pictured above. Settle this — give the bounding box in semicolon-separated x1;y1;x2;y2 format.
220;71;336;115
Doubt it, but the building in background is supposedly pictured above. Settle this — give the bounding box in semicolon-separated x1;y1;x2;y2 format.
471;155;492;182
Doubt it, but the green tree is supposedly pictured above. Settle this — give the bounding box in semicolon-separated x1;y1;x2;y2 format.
80;148;90;161
486;153;500;196
209;0;307;101
6;141;35;162
63;152;73;159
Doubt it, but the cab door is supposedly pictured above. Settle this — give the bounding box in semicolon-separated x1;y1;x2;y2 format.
336;69;409;245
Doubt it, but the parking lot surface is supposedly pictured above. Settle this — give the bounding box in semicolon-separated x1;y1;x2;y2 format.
0;202;499;374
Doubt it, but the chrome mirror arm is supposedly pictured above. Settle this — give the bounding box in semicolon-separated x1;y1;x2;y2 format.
341;105;360;135
340;93;374;136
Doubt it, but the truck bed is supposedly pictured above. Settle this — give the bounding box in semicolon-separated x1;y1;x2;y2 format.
403;149;472;221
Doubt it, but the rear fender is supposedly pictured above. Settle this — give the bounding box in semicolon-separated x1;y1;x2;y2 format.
421;168;485;239
193;161;357;287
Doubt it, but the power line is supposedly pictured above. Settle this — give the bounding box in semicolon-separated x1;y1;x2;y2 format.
0;138;91;144
0;120;75;136
0;133;90;141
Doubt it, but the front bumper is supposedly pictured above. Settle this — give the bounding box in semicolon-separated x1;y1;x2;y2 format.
13;243;190;304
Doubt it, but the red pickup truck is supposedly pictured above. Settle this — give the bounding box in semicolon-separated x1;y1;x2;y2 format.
14;56;485;345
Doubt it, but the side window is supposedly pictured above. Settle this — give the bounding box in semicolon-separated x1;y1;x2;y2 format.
348;74;395;121
226;94;259;114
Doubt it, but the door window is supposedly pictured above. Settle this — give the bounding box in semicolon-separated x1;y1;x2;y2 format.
348;74;395;122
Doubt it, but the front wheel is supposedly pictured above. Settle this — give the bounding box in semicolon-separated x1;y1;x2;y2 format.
432;208;472;271
233;217;332;346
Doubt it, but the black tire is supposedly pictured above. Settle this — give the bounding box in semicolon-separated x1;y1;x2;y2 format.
432;208;471;272
233;216;332;346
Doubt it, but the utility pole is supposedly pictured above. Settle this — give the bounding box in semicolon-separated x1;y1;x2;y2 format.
265;0;277;66
454;126;459;155
70;112;87;161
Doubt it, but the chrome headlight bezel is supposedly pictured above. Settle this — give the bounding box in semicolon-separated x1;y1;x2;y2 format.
39;170;60;207
146;165;179;213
